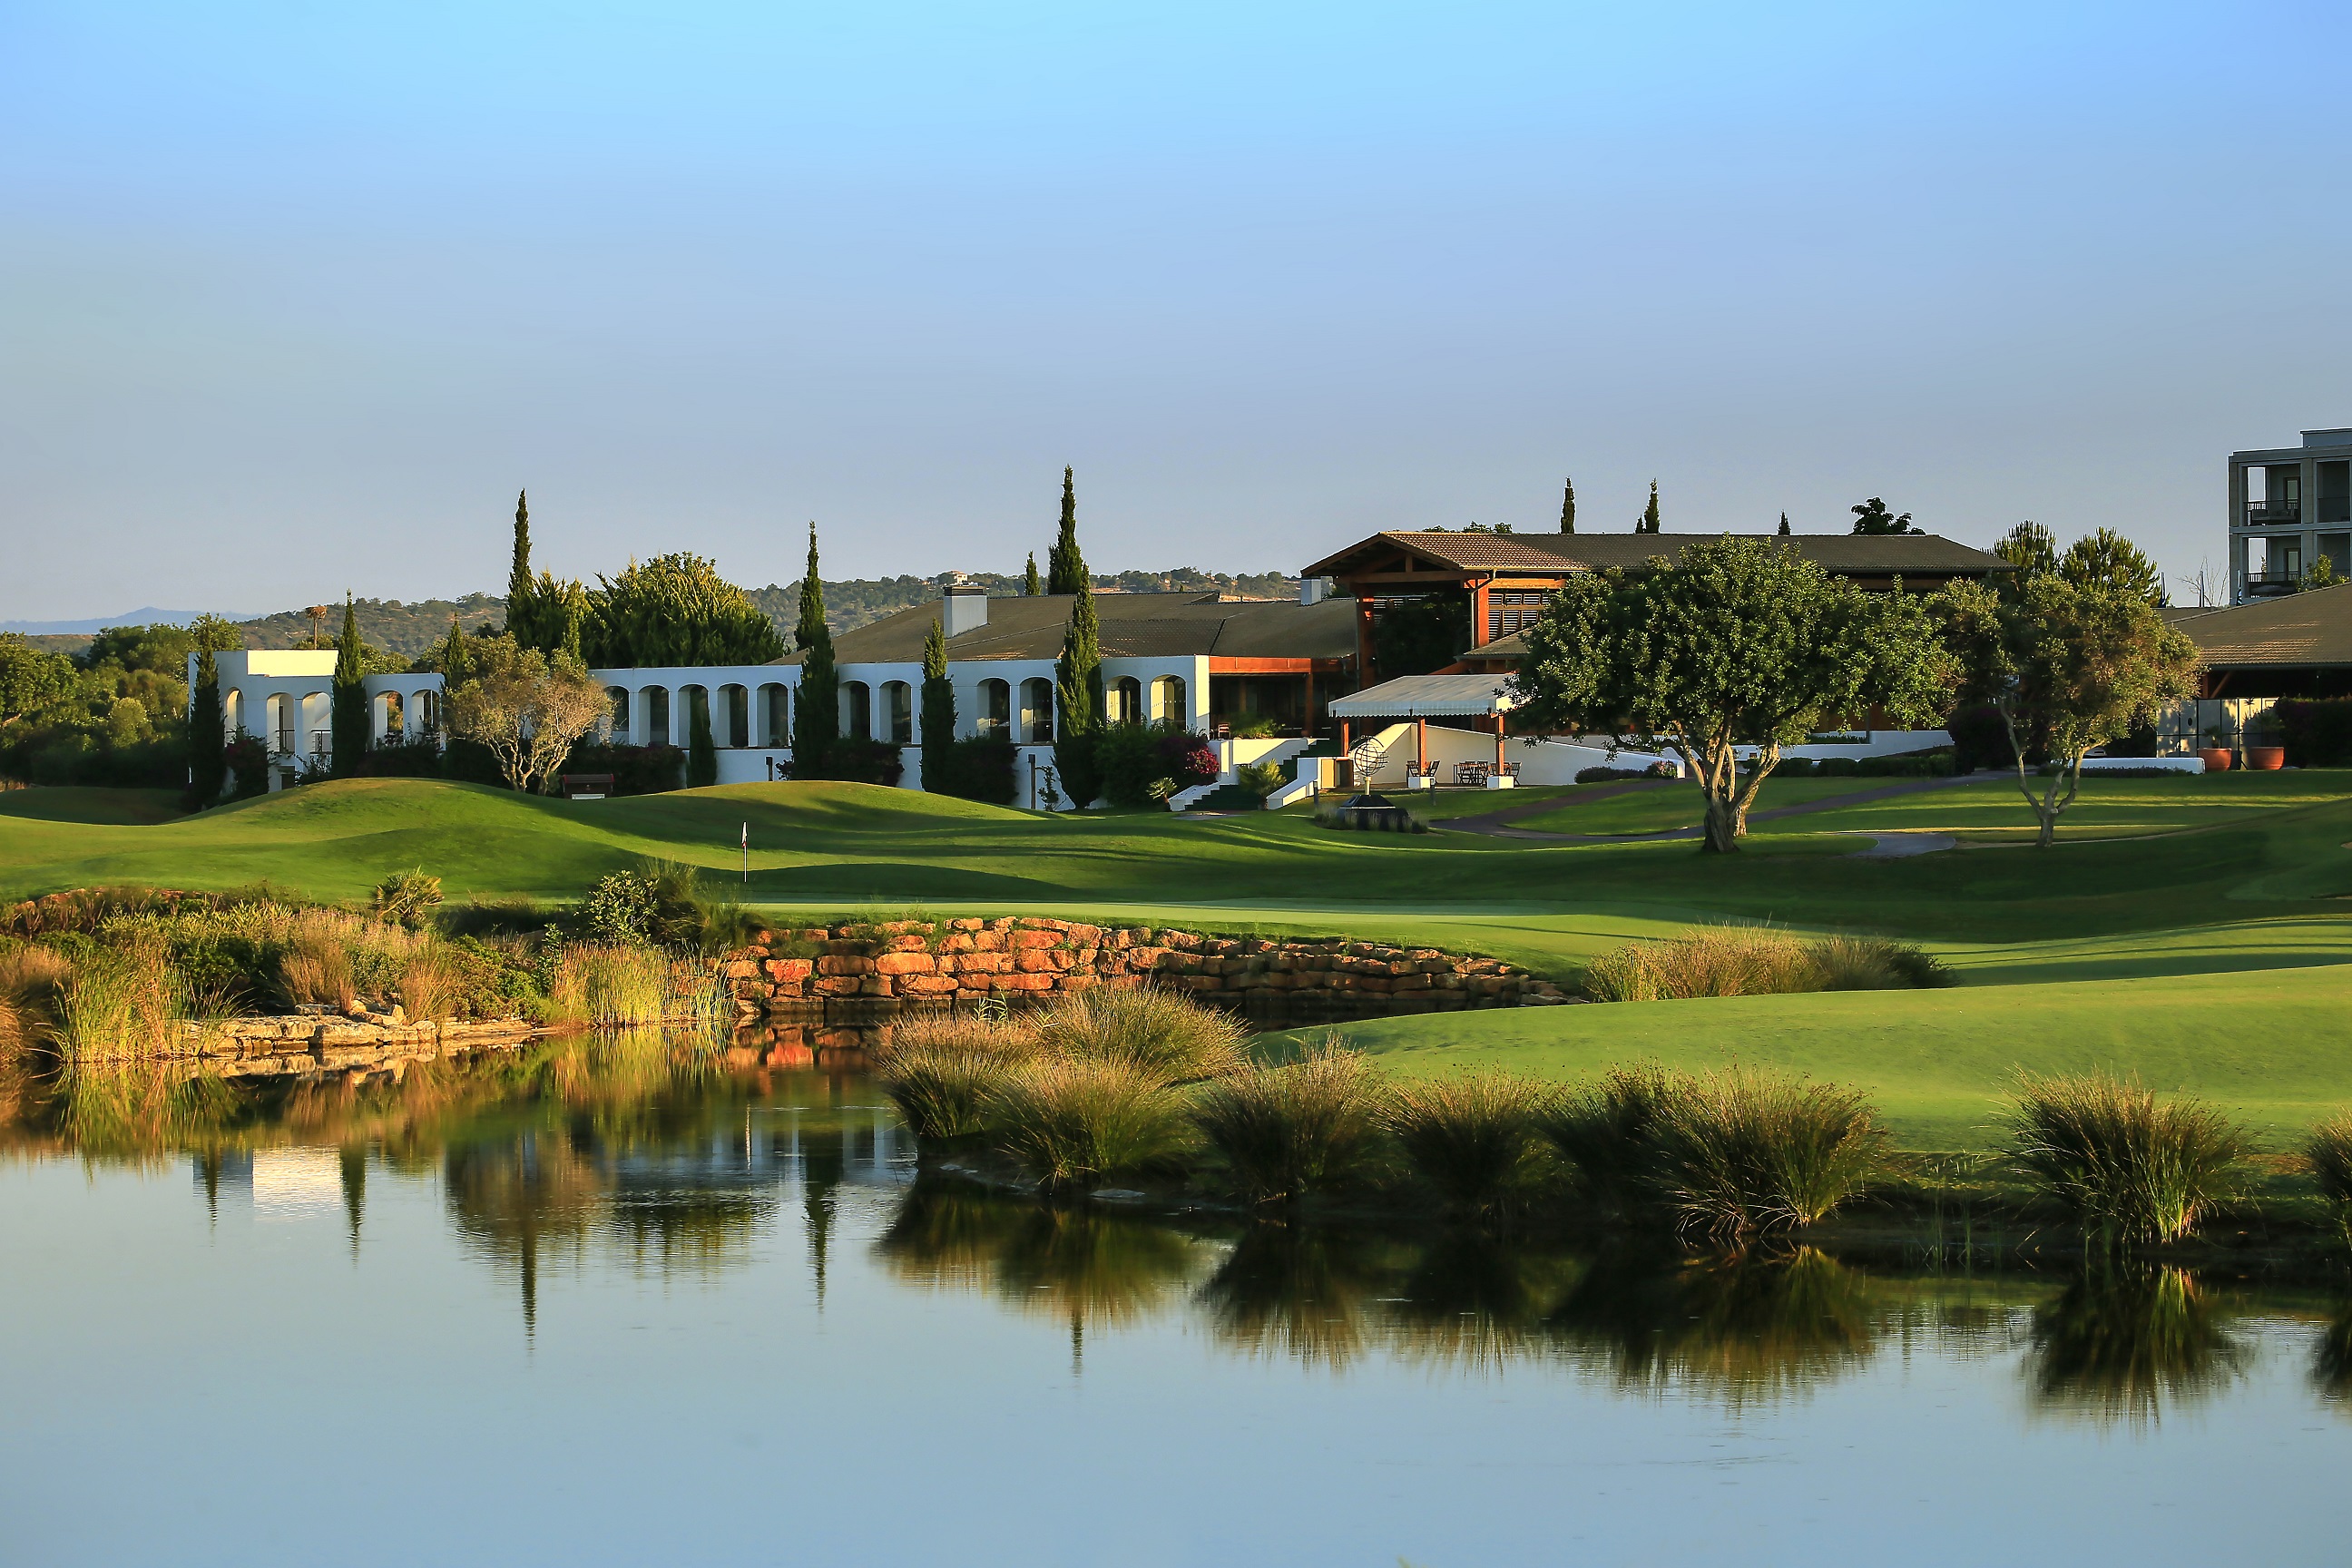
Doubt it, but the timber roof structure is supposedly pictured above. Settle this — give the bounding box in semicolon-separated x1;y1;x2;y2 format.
778;592;1358;665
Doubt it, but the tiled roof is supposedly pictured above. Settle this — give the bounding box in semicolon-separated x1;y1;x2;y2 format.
1303;530;2012;579
785;592;1359;665
2174;583;2352;669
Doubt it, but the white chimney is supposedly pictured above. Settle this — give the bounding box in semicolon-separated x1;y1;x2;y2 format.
1298;577;1328;606
942;585;989;638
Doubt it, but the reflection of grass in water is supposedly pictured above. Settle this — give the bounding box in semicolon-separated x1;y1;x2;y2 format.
874;1183;1207;1328
1548;1247;1877;1407
1193;1225;1413;1370
2026;1265;2249;1427
1378;1231;1583;1373
599;1188;774;1279
56;1060;240;1163
2313;1305;2352;1406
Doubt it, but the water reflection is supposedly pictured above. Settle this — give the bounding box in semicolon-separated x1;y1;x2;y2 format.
2024;1266;2251;1426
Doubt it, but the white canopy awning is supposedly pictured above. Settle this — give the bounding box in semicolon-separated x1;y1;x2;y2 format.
1328;673;1524;719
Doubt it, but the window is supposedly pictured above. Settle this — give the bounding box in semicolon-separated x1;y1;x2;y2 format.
1487;589;1551;642
977;679;1012;737
1151;676;1186;725
760;683;789;747
1020;677;1054;742
841;681;872;741
881;681;913;744
720;684;750;748
2321;461;2350;525
608;688;631;737
1109;676;1143;725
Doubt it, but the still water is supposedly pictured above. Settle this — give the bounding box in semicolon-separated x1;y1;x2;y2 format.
4;1039;2350;1566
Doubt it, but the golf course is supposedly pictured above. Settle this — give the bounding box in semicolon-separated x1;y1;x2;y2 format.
5;769;2349;1151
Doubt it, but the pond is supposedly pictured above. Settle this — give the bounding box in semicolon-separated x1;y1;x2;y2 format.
4;1040;2350;1566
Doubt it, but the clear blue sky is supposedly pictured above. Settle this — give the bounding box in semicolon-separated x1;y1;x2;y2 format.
4;1;2347;618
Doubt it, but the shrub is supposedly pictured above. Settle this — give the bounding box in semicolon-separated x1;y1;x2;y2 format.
1574;763;1677;783
985;1056;1198;1188
439;896;559;938
922;734;1018;805
795;738;904;786
577;869;663;946
1378;1072;1551;1214
557;740;685;796
2004;1072;2252;1245
1534;1063;1674;1220
2275;699;2352;768
279;928;357;1012
352;739;446;779
1236;761;1285;800
2308;1114;2352;1240
1582;926;1949;1001
1646;1068;1891;1240
1028;986;1249;1085
370;868;445;929
1807;934;1953;991
1191;1042;1387;1205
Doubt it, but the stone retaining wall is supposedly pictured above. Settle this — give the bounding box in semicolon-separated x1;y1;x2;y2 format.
725;917;1573;1024
125;1013;542;1078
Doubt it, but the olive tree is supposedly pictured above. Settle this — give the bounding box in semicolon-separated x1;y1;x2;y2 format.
1511;536;1954;853
446;637;612;794
1942;576;2200;848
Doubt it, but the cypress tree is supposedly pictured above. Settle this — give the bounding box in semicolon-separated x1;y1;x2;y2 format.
330;593;368;775
1024;553;1041;596
1045;466;1088;594
918;615;957;792
1054;584;1102;808
1779;512;1791;536
436;615;472;682
1559;477;1576;534
506;490;538;650
1639;481;1661;534
790;523;839;778
687;688;718;788
187;617;228;805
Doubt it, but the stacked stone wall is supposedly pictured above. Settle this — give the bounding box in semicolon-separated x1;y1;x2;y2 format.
725;916;1572;1025
128;1014;540;1078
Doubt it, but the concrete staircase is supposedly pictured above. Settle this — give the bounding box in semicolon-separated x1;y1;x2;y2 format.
1170;733;1325;812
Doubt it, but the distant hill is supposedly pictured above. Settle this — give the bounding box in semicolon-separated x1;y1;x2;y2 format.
11;569;1304;665
0;607;257;634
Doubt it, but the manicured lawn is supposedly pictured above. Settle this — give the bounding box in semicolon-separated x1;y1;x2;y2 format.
1790;769;2352;844
1490;775;1935;836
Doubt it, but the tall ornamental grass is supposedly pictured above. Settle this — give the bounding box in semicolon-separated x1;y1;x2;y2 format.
548;944;687;1026
1646;1068;1891;1240
0;944;74;1051
876;1014;1039;1141
2004;1072;2251;1245
1377;1073;1550;1214
54;944;185;1061
1533;1064;1675;1220
1029;985;1249;1084
1582;926;1949;1001
1191;1041;1387;1205
985;1057;1197;1189
2308;1113;2352;1242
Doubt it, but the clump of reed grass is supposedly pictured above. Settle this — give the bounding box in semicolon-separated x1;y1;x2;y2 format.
1533;1063;1675;1220
1377;1072;1552;1214
1646;1068;1892;1240
54;943;184;1060
1190;1040;1387;1205
1029;985;1248;1084
0;942;74;1051
397;951;465;1021
545;943;722;1027
875;1014;1039;1142
2004;1072;2252;1245
1581;926;1949;1001
279;936;357;1013
985;1056;1198;1189
2308;1113;2352;1242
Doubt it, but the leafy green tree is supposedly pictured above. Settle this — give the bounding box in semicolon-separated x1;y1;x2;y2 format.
1849;497;1919;535
1024;554;1042;595
445;634;612;794
1512;536;1954;853
790;524;839;777
2058;527;2166;606
1994;521;2058;584
687;688;718;787
2301;557;2344;593
331;594;369;774
0;634;77;724
1942;576;2200;847
1560;477;1576;534
186;614;241;804
582;553;785;667
1638;481;1661;534
918;614;956;758
1046;466;1089;594
1054;584;1103;808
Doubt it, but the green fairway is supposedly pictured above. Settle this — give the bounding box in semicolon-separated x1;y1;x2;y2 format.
1480;774;1945;836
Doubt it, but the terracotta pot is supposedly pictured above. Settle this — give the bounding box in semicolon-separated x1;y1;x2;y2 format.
2197;748;2232;771
2246;746;2286;771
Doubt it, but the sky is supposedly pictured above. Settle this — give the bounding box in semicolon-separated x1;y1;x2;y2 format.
4;0;2349;621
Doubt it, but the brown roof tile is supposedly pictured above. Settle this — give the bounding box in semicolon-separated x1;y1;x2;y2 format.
1304;530;2011;579
798;592;1359;665
2175;583;2352;668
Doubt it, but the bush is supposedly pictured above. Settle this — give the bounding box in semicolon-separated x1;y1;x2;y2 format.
558;741;686;796
985;1057;1198;1188
0;943;73;1051
922;734;1018;805
1646;1068;1891;1239
1581;926;1949;1001
792;737;904;786
1574;763;1677;783
1945;703;2017;775
1191;1042;1387;1205
1377;1072;1551;1214
224;733;270;799
1096;722;1215;808
2275;700;2352;768
352;739;445;779
547;943;718;1026
1028;986;1249;1085
1236;761;1285;800
369;868;444;929
2004;1072;2252;1245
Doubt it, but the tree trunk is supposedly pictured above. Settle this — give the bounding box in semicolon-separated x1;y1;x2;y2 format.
1701;790;1741;853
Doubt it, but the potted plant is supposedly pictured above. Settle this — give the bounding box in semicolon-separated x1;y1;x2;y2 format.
2198;724;2234;773
2244;712;2287;771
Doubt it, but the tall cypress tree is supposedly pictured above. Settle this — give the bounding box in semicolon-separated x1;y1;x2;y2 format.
917;615;957;791
1045;466;1088;594
1779;512;1791;536
687;688;718;788
436;615;472;682
187;616;230;804
1559;477;1576;534
330;593;368;775
506;490;538;650
1053;585;1102;808
790;524;839;778
1024;553;1041;596
1639;481;1661;534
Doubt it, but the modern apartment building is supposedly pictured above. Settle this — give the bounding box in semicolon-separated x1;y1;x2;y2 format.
2229;427;2352;601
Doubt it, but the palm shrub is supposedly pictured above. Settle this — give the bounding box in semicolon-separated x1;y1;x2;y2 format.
1028;986;1248;1084
2004;1072;2252;1245
2308;1114;2352;1242
1646;1068;1892;1240
985;1056;1197;1189
1378;1072;1551;1214
1191;1042;1387;1205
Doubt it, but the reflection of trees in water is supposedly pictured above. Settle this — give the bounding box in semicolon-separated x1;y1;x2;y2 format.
1192;1225;1413;1370
2025;1266;2249;1427
1383;1232;1583;1374
1546;1247;1877;1406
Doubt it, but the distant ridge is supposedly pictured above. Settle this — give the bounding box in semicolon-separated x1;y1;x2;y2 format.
0;608;259;634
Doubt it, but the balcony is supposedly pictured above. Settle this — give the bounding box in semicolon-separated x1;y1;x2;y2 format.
2244;500;2302;526
2242;572;2303;599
